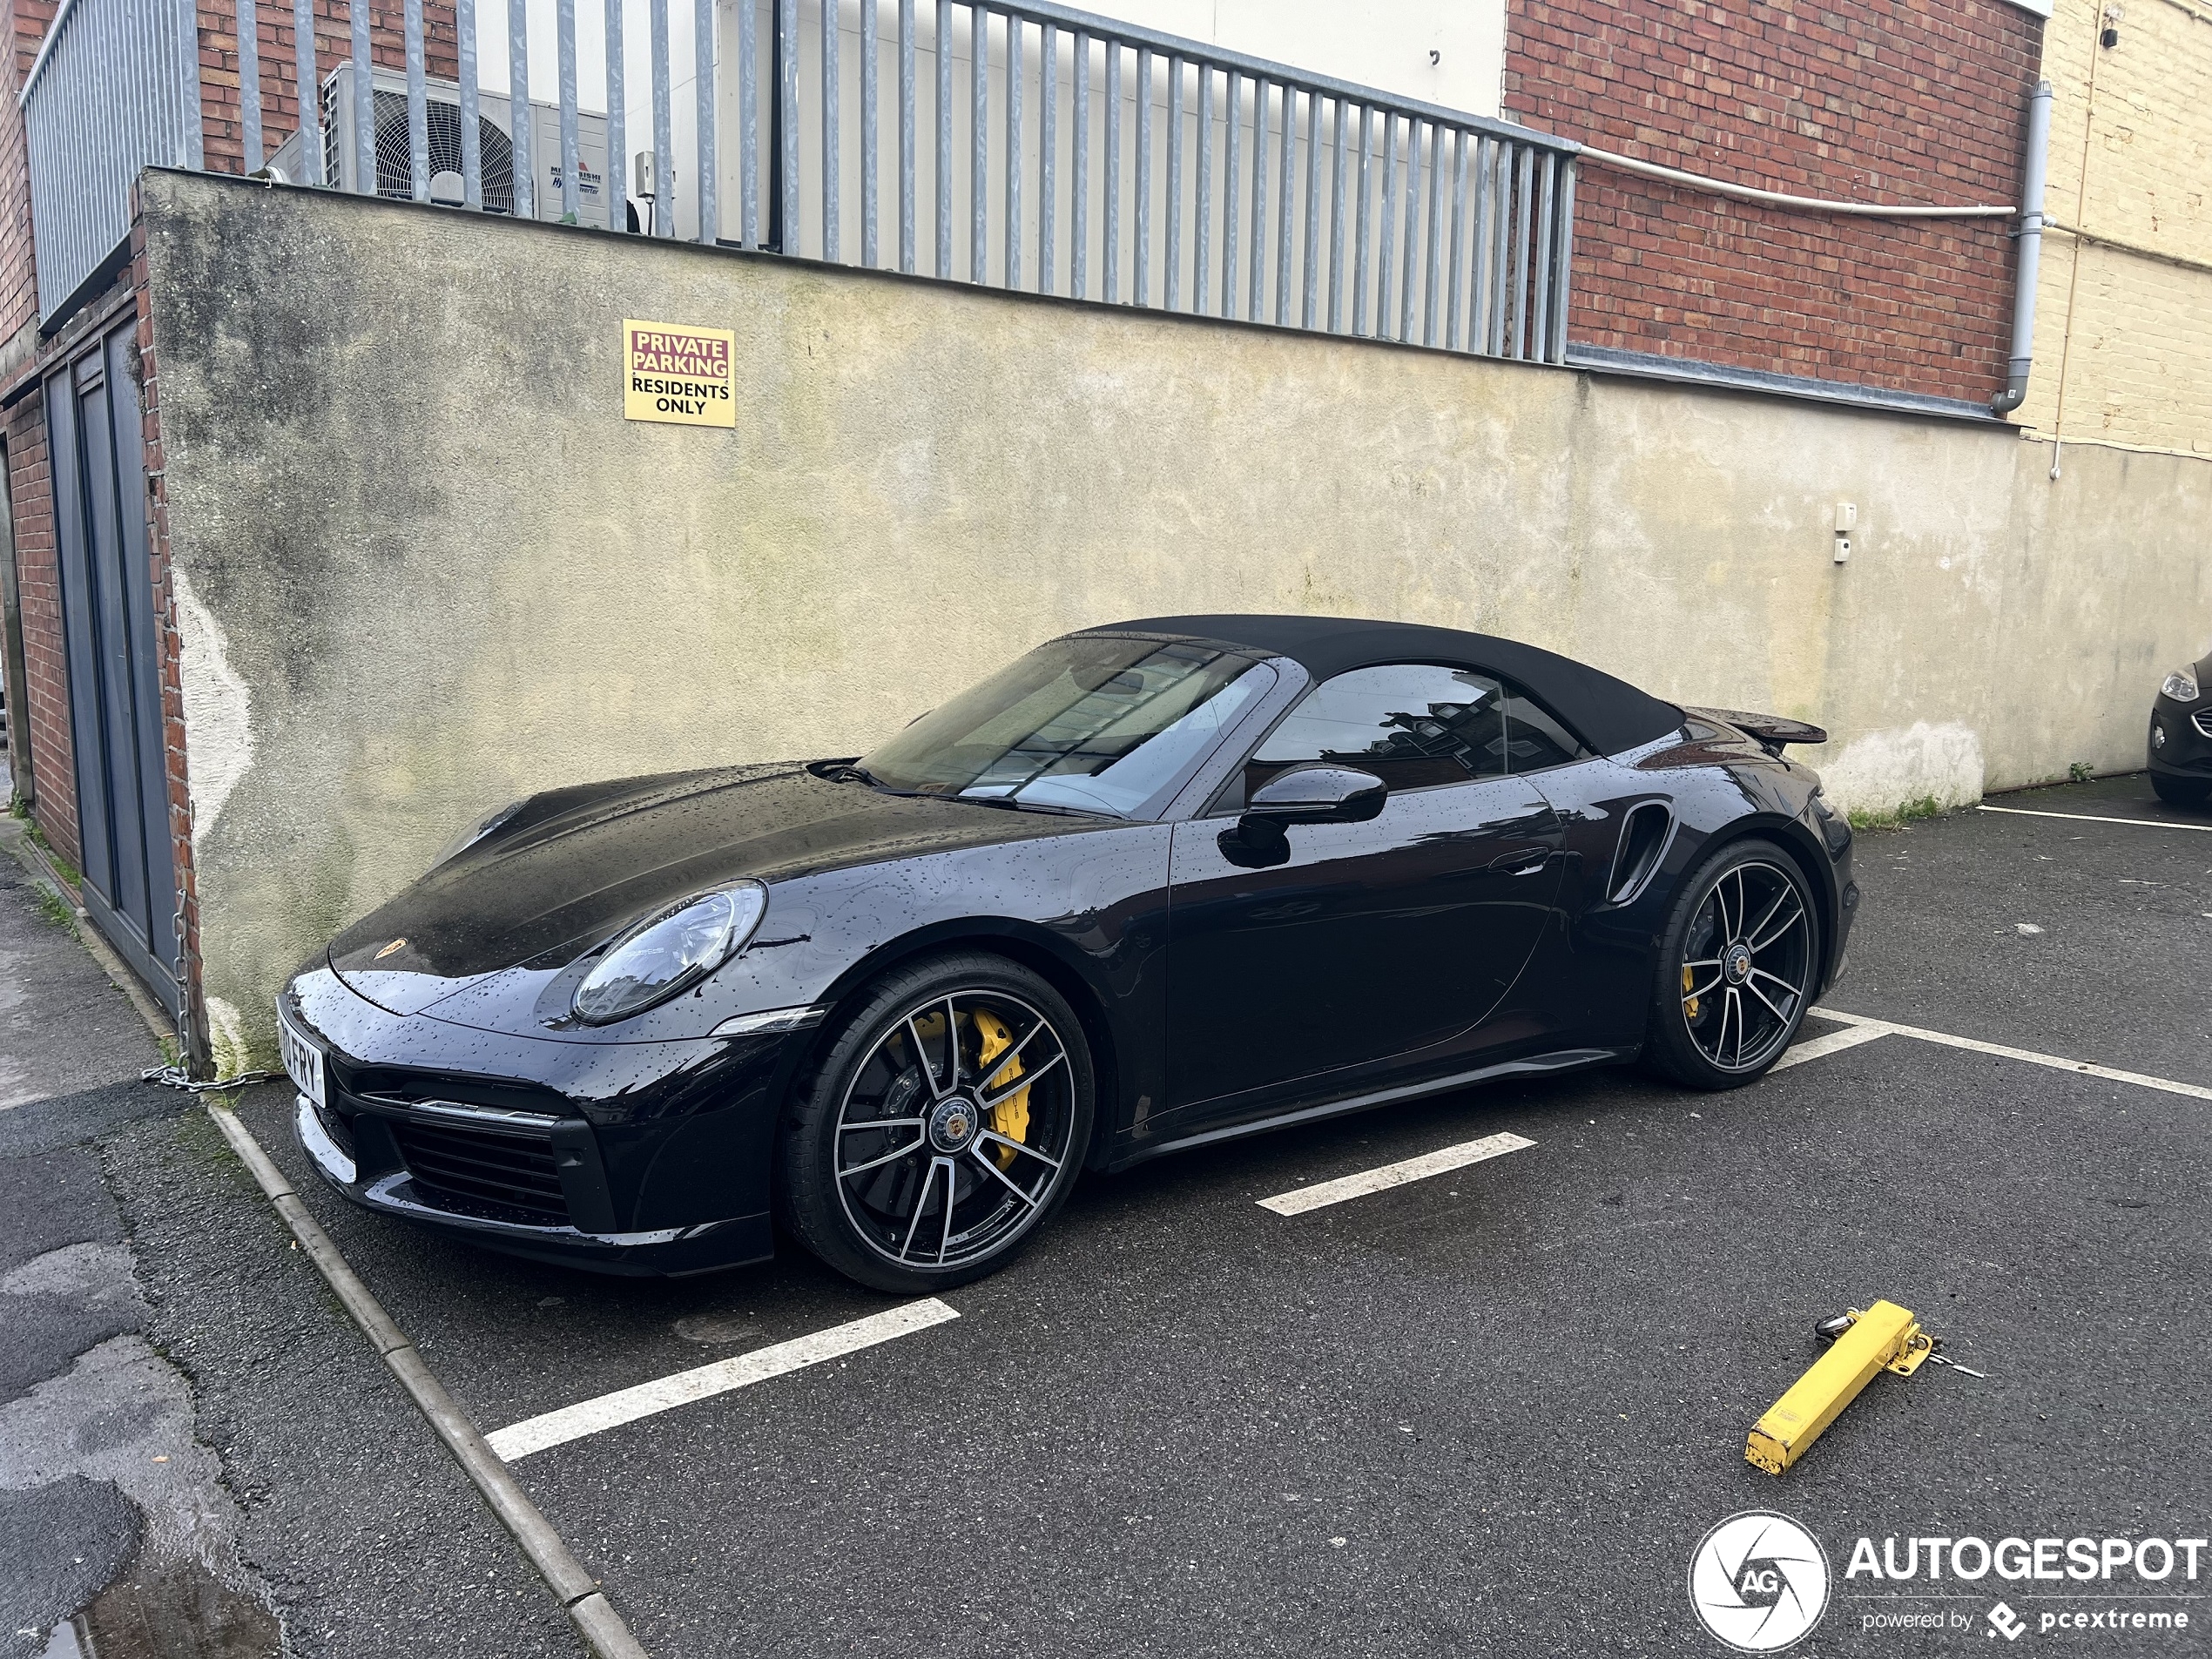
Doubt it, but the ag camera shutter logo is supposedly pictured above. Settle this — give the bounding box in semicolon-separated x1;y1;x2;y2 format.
1689;1511;1831;1651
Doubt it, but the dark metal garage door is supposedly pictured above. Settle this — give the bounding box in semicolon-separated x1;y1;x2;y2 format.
47;318;181;1015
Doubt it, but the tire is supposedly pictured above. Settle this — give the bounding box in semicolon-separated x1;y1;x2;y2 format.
778;951;1096;1293
2151;773;2212;808
1642;838;1819;1090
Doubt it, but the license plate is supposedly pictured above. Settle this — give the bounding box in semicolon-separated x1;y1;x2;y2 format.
279;1016;326;1110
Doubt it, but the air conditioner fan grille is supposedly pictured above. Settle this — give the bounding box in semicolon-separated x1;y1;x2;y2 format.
322;81;516;213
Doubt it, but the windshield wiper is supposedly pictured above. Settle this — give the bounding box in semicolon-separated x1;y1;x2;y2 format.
837;765;1119;819
954;792;1123;820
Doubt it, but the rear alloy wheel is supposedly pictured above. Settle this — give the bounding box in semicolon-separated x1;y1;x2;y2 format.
779;953;1094;1293
1644;839;1817;1089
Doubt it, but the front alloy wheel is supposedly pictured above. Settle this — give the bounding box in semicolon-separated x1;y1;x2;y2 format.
780;953;1093;1292
1645;839;1817;1089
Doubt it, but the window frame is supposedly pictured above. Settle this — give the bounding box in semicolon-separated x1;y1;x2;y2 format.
1202;658;1596;817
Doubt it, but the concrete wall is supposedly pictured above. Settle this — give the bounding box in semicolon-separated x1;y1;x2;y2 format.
138;172;2212;1069
2019;0;2212;458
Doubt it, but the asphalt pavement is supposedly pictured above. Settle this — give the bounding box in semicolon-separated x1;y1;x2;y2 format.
7;775;2209;1656
0;833;579;1658
0;836;276;1659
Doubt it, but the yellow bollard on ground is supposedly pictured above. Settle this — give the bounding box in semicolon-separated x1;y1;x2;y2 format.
1746;1300;1935;1474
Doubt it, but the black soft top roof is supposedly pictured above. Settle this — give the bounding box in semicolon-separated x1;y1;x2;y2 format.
1088;613;1684;758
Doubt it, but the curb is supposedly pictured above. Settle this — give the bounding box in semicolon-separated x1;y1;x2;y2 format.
4;813;651;1652
203;1099;652;1659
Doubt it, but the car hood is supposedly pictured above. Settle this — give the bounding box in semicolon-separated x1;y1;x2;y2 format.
327;763;1102;1015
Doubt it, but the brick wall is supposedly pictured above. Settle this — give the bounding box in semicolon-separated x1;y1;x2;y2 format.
1;4;57;853
4;381;73;866
0;4;57;361
198;2;461;179
1503;0;2047;402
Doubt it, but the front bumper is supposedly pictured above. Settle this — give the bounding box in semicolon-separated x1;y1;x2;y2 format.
2148;697;2212;778
282;966;809;1275
291;1093;755;1273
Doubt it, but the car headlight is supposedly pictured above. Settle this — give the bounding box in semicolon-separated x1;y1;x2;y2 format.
572;883;768;1024
2161;666;2201;703
430;798;528;868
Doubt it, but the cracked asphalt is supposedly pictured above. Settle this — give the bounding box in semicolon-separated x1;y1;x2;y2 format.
6;775;2209;1656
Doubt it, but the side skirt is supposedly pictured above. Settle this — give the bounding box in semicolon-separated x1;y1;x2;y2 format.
1108;1045;1637;1170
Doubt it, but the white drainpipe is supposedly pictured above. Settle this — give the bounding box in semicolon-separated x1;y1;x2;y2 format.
1991;80;2054;417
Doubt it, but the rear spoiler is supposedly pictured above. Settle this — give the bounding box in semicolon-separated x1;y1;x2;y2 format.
1686;706;1829;759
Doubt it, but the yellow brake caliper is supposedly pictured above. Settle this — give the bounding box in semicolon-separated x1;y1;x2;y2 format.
969;1007;1030;1169
1683;963;1703;1022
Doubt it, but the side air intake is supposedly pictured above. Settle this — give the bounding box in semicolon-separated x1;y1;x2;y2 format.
1608;800;1675;905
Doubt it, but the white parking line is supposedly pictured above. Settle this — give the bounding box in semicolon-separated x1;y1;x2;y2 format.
1978;804;2212;833
1258;1130;1535;1217
1769;1023;1892;1071
486;1298;961;1462
1811;1007;2212;1103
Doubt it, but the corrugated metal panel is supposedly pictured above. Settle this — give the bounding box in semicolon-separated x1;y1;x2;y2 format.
21;0;199;320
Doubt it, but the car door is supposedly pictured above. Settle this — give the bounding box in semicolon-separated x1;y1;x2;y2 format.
1161;663;1566;1120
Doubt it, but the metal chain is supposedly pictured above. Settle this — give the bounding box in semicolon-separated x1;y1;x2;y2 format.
141;1062;280;1092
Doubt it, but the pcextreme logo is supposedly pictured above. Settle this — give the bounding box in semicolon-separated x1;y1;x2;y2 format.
1689;1511;1831;1652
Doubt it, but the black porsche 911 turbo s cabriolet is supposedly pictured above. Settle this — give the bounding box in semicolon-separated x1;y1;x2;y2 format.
280;615;1858;1291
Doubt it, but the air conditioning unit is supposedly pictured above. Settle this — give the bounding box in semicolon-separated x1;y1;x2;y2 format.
267;64;615;223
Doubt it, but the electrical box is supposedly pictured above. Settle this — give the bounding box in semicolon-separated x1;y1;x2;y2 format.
1833;502;1856;564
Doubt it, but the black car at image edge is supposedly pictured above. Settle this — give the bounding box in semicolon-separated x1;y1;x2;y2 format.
2148;650;2212;807
278;615;1859;1292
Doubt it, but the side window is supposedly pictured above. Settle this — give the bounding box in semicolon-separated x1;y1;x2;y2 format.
1240;664;1511;799
1498;689;1591;772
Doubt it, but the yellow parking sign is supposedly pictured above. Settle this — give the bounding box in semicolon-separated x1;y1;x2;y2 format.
624;319;737;427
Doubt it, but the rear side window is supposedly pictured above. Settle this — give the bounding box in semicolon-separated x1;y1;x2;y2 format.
1498;690;1588;772
1228;661;1590;806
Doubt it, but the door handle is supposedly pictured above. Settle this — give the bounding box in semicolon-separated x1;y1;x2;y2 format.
1490;846;1553;877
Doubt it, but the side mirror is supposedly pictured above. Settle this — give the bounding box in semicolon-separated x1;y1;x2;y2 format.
1217;765;1386;869
1242;765;1387;826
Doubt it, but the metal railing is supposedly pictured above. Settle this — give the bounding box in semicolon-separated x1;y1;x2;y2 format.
21;0;1581;363
743;1;1581;361
20;0;202;322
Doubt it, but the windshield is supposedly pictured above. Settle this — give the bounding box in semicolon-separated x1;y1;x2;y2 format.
858;637;1275;818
